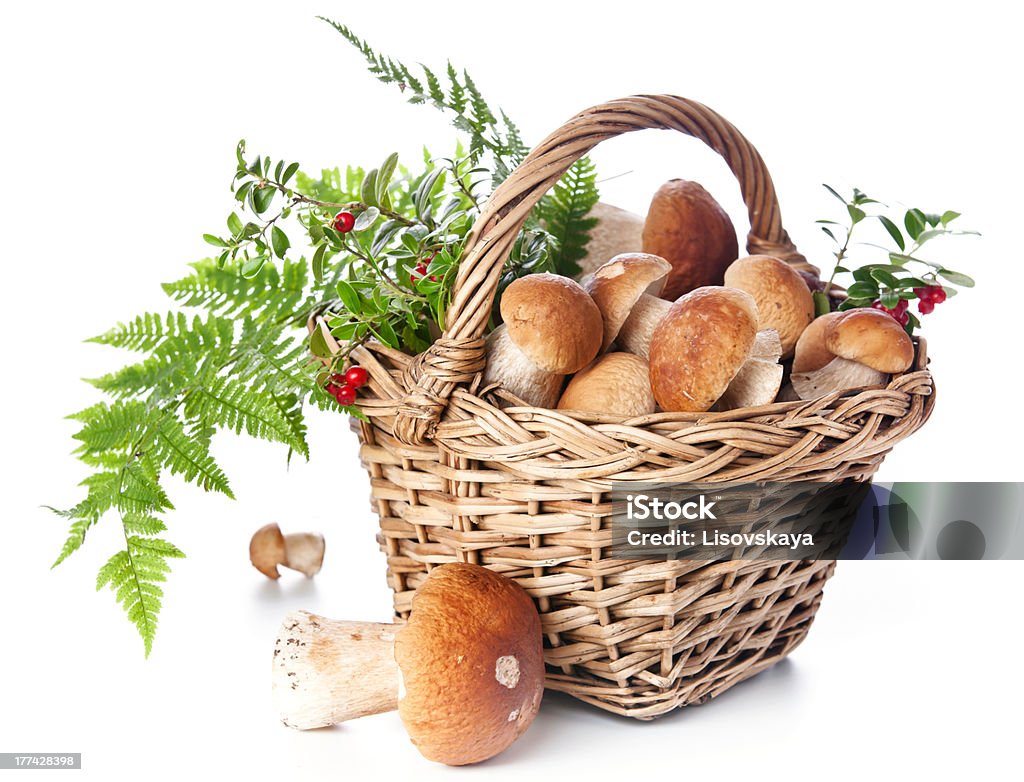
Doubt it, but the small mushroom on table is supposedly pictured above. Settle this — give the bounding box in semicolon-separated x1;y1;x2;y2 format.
250;523;325;579
272;563;544;766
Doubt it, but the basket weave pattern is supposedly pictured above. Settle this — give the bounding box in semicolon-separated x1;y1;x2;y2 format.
340;96;935;719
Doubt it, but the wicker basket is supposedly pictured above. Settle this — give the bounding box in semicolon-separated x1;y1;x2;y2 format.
338;95;935;719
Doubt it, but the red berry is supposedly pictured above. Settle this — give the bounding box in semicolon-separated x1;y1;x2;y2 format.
344;366;368;389
871;300;887;311
918;300;935;315
332;211;355;233
429;275;438;282
929;285;947;304
333;383;356;406
896;310;910;327
913;287;931;301
330;373;345;385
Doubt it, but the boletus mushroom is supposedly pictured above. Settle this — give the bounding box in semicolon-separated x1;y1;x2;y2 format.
723;254;815;359
790;309;914;399
642;179;739;299
250;523;325;579
557;352;656;417
483;273;602;407
576;202;645;281
584;252;672;352
272;563;544;766
648;286;765;412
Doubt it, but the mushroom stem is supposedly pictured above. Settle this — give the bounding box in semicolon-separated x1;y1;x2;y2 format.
273;611;400;729
281;533;325;578
616;294;671;358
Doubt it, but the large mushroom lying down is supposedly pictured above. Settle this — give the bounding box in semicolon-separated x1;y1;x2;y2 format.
483;273;602;408
272;563;544;767
791;309;914;399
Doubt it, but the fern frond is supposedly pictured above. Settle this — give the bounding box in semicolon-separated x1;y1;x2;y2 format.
87;354;196;400
162;259;309;322
70;400;148;454
119;459;173;515
88;312;175;352
97;531;184;657
184;376;298;447
152;415;234;497
534;157;600;278
51;517;92;568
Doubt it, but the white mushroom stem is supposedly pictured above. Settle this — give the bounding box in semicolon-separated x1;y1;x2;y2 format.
282;533;325;578
616;294;672;359
790;357;888;400
482;324;564;408
715;329;784;410
273;611;401;730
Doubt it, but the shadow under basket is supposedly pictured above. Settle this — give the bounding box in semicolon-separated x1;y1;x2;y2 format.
332;95;936;719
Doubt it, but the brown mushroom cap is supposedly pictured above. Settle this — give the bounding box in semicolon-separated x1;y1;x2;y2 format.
793;312;844;373
584;253;672;351
500;273;602;374
395;563;544;766
557;352;656;417
826;309;914;373
649;287;759;412
723;255;815;359
642;179;739;299
250;523;286;579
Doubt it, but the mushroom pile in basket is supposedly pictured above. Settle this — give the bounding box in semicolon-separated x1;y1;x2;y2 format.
485;178;914;415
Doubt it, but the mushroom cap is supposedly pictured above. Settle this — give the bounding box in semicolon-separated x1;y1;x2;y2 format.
576;202;645;280
793;312;844;373
499;273;602;374
585;253;672;351
250;522;285;579
395;563;544;766
483;324;565;408
649;286;759;412
641;179;739;299
723;255;815;358
826;309;914;373
557;352;656;417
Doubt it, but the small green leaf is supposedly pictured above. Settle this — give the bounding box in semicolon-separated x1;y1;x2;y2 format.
870;268;901;288
823;184;846;203
847;205;866;224
375;153;399;208
877;215;906;251
227;212;243;237
252;186;275;215
282;162;300;185
311;244;327;285
847;281;879;299
924;213;943;228
336;280;361;313
270;225;290;259
354;207;380;231
880;289;900;309
937;269;975;288
904;209;926;240
203;234;228;248
240;255;266;278
940;210;961;226
833;265;849;274
821;225;837;241
360;169;379;208
309;324;331;358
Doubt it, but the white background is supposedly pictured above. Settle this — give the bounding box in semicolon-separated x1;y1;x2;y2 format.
2;1;1022;779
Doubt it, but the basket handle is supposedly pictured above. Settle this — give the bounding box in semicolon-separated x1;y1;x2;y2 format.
393;94;814;445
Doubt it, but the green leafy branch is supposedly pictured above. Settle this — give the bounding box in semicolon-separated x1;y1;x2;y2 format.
815;185;978;332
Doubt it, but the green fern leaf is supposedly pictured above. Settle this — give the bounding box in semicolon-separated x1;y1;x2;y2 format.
51;517;92;568
97;532;184;657
184;376;298;447
70;400;148;454
534;156;600;278
152;415;234;497
119;460;173;515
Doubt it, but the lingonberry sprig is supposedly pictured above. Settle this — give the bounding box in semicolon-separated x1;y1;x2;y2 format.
815;185;978;334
